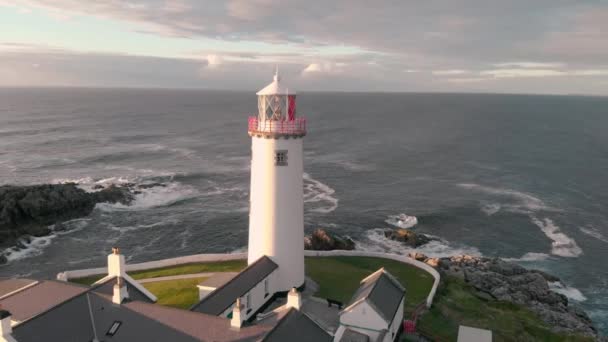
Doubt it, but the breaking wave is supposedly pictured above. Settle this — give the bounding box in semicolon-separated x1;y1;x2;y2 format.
531;217;582;258
549;282;588;302
356;228;481;258
2;218;90;262
97;182;198;211
385;214;418;229
503;252;551;262
457;183;556;213
303;173;339;214
580;226;608;243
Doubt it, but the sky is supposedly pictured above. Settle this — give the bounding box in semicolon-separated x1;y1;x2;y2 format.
1;1;607;94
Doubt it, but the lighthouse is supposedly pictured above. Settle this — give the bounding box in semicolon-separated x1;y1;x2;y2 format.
247;70;306;291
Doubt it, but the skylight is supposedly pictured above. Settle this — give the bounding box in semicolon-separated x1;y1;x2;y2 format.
106;321;122;336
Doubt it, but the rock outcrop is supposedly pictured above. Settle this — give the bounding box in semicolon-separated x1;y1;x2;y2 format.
384;228;432;247
410;253;598;337
304;229;355;251
0;183;133;253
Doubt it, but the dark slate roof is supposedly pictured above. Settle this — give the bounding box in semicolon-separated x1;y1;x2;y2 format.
340;328;370;342
13;292;199;342
345;269;405;323
94;276;155;303
191;256;278;315
0;280;88;322
262;308;332;342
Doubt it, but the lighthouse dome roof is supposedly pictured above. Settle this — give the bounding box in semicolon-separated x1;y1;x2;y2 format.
256;70;296;96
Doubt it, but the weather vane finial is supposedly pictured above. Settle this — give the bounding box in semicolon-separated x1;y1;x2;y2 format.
274;65;280;81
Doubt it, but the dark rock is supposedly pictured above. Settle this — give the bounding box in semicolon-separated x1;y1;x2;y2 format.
407;252;428;261
0;254;6;264
384;228;432;247
92;184;105;190
0;183;134;249
304;229;355;251
433;254;599;337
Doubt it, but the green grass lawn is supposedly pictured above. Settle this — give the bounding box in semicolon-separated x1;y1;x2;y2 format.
70;259;247;285
143;277;208;309
305;256;434;315
416;276;594;342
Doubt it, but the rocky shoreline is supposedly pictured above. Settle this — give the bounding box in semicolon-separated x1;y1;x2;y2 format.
0;183;138;263
305;228;600;338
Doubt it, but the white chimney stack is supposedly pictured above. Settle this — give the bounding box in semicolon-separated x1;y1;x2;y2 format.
0;309;17;342
287;287;302;310
112;277;129;305
230;298;243;329
108;247;126;277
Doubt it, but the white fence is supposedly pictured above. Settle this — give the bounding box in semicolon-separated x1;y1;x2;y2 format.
58;250;440;308
56;253;247;281
303;250;440;308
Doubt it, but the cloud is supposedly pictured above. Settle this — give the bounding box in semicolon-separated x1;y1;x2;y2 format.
301;62;345;75
432;69;469;76
1;1;608;94
205;54;222;68
493;62;566;69
481;69;566;78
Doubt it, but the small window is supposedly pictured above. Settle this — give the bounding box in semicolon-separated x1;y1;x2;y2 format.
275;150;288;166
264;279;269;296
106;321;122;336
246;293;251;310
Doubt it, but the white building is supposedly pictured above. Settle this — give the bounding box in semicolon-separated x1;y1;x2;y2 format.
247;70;306;292
334;268;406;342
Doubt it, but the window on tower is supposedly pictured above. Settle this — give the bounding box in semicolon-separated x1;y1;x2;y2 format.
275;150;288;166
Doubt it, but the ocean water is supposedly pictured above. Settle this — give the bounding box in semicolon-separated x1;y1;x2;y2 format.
0;88;607;332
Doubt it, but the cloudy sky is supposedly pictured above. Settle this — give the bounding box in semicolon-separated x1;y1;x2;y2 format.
1;1;607;94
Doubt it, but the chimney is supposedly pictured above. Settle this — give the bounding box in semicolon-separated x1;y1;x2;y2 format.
230;298;243;329
108;247;126;277
112;277;129;305
287;287;302;310
0;308;17;342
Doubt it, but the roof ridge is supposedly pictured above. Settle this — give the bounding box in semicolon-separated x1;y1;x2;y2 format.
190;255;276;312
0;279;41;300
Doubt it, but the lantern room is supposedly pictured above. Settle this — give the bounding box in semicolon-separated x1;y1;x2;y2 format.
256;70;296;121
249;70;306;137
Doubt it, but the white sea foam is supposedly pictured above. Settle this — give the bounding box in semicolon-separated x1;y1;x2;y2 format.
106;219;179;233
531;217;582;258
481;203;502;216
303;173;339;214
503;252;551;262
580;226;608;243
96;182;198;211
1;218;91;263
457;183;555;213
385;214;418;229
3;235;56;262
549;281;588;302
356;228;482;258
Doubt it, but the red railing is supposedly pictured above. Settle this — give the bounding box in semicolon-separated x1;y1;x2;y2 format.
248;116;306;136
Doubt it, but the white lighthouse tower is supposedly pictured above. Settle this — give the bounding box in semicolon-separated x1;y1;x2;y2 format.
247;70;306;291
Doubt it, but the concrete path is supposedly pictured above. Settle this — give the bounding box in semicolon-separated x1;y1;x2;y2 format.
137;272;216;284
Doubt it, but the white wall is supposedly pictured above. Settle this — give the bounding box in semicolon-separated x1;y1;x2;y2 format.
340;301;387;339
385;297;405;342
220;270;277;323
248;136;305;291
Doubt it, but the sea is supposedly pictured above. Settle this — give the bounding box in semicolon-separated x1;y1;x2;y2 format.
0;88;606;333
